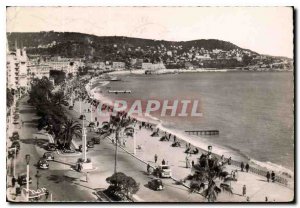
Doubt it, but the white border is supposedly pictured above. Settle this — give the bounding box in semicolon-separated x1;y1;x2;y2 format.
0;1;297;208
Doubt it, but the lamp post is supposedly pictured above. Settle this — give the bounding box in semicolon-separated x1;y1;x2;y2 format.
25;154;30;201
82;125;87;163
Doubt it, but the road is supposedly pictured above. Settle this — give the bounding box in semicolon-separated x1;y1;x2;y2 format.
8;96;203;202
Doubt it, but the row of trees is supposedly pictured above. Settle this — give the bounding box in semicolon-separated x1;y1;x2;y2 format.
29;77;81;150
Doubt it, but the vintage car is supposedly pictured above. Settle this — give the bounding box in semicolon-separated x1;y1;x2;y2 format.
153;165;172;178
18;174;32;185
63;148;76;154
46;143;57;151
69;106;74;110
79;115;86;120
11;131;20;141
91;137;101;144
148;179;164;191
37;159;49;169
87;141;94;148
78;145;89;152
43;152;54;161
11;141;21;151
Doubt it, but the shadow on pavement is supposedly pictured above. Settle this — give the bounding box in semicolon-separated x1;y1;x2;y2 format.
21;138;48;149
47;174;78;184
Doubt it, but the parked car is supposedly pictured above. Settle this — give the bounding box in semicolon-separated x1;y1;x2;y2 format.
91;137;100;144
87;141;94;148
18;174;32;186
11;131;20;141
11;141;20;151
13;120;19;124
78;145;89;152
69;106;74;110
43;152;54;161
38;159;49;169
79;115;86;120
63;148;76;153
153;165;172;178
148;179;164;191
8;148;18;158
46;143;57;151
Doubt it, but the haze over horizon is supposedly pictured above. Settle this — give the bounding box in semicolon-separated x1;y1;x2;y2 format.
7;7;293;58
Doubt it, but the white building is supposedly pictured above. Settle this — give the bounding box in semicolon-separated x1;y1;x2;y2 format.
112;62;125;70
7;46;30;90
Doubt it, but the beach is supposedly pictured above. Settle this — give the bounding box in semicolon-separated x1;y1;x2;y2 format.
66;75;294;202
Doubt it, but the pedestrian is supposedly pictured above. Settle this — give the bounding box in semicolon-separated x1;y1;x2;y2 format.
79;163;83;172
95;117;97;121
147;163;151;174
45;190;49;200
228;157;232;165
162;159;166;165
271;171;275;182
245;163;250;172
86;172;89;182
246;196;250;202
192;160;195;167
266;171;270;182
174;136;177;142
154;154;158;163
265;196;268;202
185;155;190;168
242;185;246;196
97;121;99;127
139;125;142;130
241;162;245;172
12;176;16;187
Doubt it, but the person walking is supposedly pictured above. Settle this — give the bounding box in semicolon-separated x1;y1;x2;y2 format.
245;163;250;172
192;160;195;167
11;176;16;187
86;172;89;183
162;159;166;165
241;162;245;172
228;157;232;165
242;185;247;196
271;171;275;182
154;154;158;163
147;163;151;174
266;171;271;182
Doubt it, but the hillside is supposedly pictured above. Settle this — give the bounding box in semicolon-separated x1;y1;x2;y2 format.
6;31;292;70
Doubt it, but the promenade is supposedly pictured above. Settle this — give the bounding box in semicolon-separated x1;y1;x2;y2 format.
71;83;294;202
6;77;294;202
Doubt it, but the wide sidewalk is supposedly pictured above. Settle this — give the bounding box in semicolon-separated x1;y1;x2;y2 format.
73;94;294;202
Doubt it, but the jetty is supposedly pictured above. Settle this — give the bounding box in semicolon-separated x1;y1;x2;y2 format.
185;130;219;136
108;90;131;94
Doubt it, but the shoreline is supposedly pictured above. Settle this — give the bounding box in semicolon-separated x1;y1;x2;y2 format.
107;69;293;75
84;76;293;186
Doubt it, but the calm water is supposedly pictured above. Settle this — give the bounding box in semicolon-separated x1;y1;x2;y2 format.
99;72;294;171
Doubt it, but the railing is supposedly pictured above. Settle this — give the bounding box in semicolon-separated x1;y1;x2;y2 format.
138;122;291;188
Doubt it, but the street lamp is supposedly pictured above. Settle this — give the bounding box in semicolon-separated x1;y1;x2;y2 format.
25;154;30;201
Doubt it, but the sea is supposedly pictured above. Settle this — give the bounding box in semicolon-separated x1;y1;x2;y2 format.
95;72;294;174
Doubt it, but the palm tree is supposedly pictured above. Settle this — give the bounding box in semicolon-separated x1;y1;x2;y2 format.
52;91;67;106
58;119;82;149
189;154;232;202
109;113;132;173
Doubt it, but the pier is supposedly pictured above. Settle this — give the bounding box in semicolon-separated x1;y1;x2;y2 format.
108;90;131;94
185;130;219;136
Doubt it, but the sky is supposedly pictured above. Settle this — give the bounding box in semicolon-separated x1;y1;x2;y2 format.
6;7;294;58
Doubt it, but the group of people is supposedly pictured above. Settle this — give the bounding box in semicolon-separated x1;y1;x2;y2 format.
240;162;250;172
